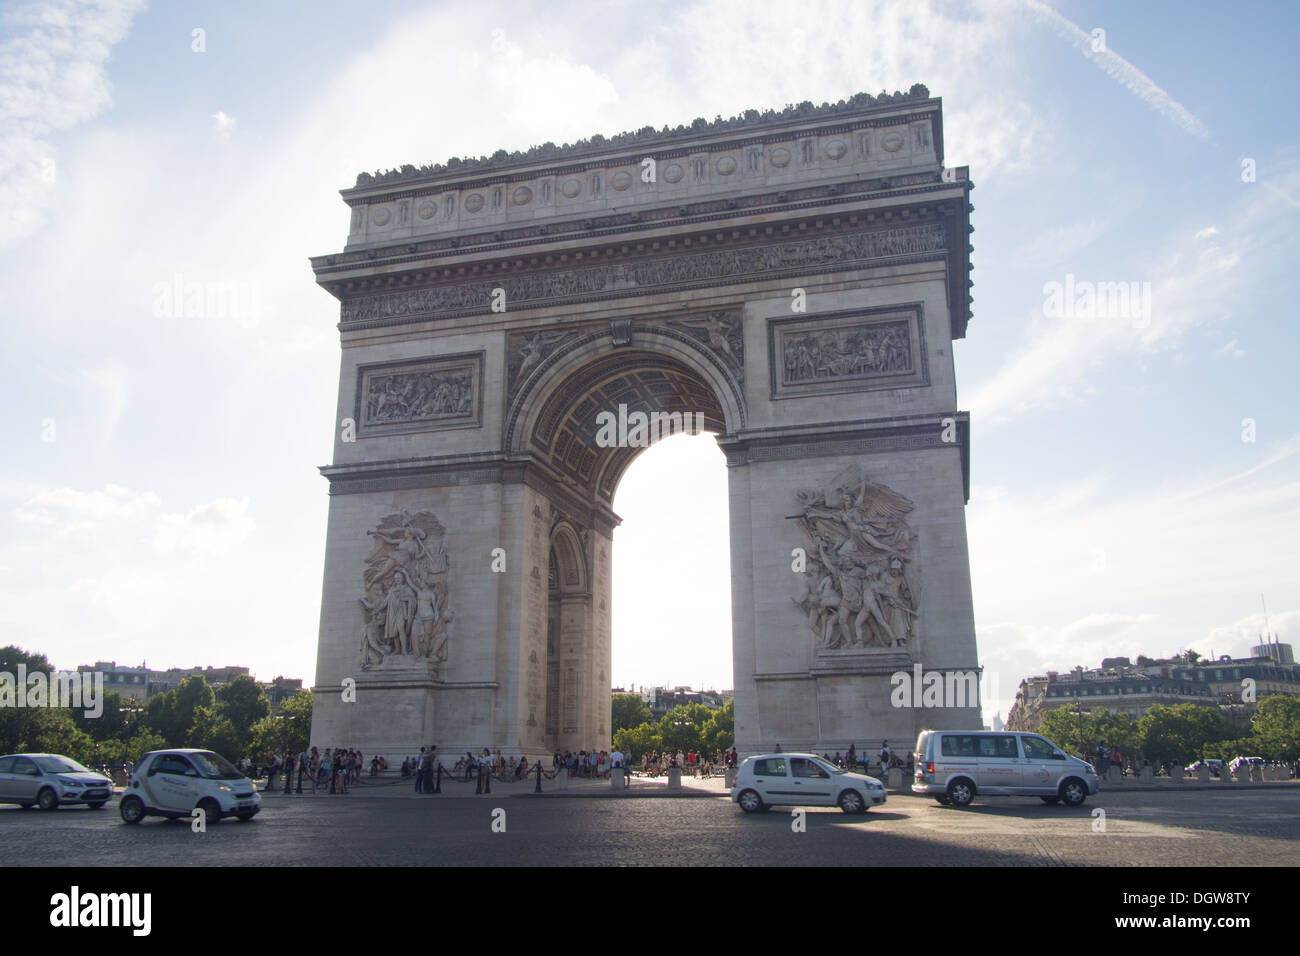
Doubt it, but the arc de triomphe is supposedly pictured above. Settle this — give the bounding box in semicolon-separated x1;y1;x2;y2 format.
308;85;981;758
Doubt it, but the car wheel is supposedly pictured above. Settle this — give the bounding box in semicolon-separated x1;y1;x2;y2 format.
199;798;222;826
737;789;765;813
838;789;866;814
87;801;106;810
119;795;145;824
236;812;257;822
37;787;58;811
1059;779;1087;807
1040;795;1060;804
946;779;974;807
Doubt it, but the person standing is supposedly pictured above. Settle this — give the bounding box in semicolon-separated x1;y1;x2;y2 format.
878;740;891;774
415;746;426;793
477;748;493;795
421;747;437;793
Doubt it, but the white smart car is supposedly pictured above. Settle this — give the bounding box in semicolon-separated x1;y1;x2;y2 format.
119;749;261;825
731;753;887;814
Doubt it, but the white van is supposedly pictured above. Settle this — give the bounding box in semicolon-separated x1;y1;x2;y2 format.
912;730;1100;807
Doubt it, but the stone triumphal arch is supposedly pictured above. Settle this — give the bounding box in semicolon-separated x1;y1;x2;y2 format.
309;86;981;758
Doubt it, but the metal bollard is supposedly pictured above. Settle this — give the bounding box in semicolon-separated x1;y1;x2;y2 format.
535;762;543;793
434;763;442;794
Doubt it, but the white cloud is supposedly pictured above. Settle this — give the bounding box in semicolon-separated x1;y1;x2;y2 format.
0;0;145;247
211;111;237;138
1019;0;1210;140
968;161;1300;425
1195;226;1218;240
1212;338;1246;360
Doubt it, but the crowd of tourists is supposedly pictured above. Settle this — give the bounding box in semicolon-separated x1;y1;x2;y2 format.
243;747;366;795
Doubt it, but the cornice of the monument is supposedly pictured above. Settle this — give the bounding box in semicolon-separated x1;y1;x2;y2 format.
344;85;935;195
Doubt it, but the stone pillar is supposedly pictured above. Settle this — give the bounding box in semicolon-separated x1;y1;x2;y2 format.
724;767;737;788
1139;765;1154;784
1235;764;1249;783
1249;764;1262;783
667;767;682;790
611;767;624;789
1221;765;1234;784
887;767;903;789
1107;765;1122;785
553;767;568;790
1197;764;1211;783
1172;764;1184;784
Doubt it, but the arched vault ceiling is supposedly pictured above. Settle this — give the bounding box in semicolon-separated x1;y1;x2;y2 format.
530;350;726;502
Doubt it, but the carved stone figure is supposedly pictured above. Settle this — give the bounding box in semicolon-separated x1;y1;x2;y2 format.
669;311;744;379
359;510;454;670
791;466;918;651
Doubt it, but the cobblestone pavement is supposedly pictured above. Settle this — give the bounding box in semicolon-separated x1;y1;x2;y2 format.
3;783;1297;866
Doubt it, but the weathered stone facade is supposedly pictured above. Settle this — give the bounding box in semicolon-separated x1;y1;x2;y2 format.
309;87;981;759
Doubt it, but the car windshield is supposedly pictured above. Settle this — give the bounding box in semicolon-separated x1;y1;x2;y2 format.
812;758;845;774
34;756;92;774
187;752;245;779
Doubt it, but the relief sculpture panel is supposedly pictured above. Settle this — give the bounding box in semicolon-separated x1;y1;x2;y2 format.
355;352;483;436
769;306;928;399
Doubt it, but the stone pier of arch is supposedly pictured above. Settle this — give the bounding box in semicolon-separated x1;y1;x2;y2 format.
307;87;983;761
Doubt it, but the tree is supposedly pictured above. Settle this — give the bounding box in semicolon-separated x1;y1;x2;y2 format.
656;703;712;754
147;676;215;746
611;693;652;735
189;705;244;760
613;723;661;760
1250;695;1300;761
702;699;734;753
0;645;54;754
72;691;142;742
216;675;270;741
249;690;313;759
1138;704;1232;766
1038;705;1138;756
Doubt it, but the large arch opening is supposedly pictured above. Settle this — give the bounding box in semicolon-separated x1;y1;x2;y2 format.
525;339;738;754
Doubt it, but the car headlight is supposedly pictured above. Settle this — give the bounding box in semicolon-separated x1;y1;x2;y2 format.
217;784;234;793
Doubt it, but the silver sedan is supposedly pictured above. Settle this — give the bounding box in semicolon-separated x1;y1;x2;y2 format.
0;753;114;810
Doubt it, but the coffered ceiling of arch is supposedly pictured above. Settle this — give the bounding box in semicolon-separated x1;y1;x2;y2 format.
531;350;726;502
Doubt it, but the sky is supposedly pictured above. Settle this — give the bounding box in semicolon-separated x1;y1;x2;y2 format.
1;0;1297;725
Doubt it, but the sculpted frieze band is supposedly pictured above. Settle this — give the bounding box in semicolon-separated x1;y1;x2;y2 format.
340;223;945;325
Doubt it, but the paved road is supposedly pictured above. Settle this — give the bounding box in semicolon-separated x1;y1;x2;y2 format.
3;785;1298;866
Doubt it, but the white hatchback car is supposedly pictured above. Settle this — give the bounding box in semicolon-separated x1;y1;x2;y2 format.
119;749;261;825
731;753;887;814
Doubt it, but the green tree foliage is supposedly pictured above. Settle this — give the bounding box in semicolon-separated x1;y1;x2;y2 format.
26;708;94;764
248;690;313;759
1137;704;1233;765
1252;695;1300;761
216;675;270;740
701;698;735;753
1038;705;1139;756
613;723;661;760
0;645;54;754
656;702;713;754
611;693;652;734
71;691;143;742
147;675;216;747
